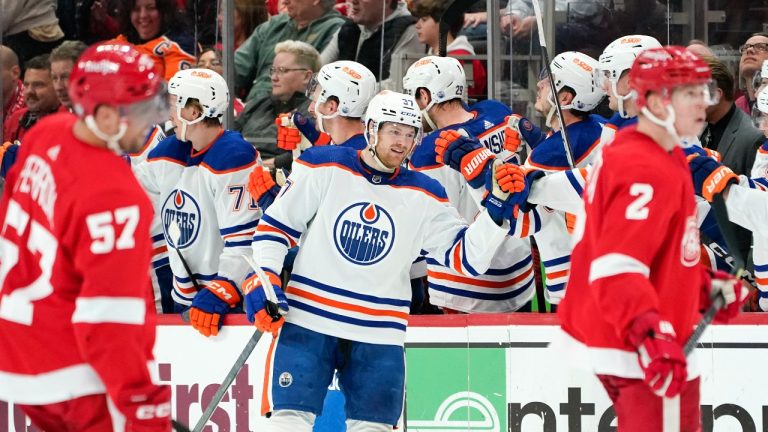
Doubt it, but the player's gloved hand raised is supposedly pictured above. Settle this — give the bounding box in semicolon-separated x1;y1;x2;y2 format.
275;112;331;151
504;115;545;153
117;384;172;432
627;311;687;398
435;129;495;188
247;165;286;211
482;160;522;224
188;279;241;337
243;268;289;336
701;268;747;322
688;155;739;202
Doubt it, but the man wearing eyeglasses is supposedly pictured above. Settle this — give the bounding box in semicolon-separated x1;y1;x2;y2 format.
735;33;768;114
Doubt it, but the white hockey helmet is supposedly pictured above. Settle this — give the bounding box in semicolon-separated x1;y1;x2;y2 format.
752;86;768;130
549;51;605;112
364;91;423;170
598;35;661;117
308;60;376;117
402;56;467;130
168;68;229;121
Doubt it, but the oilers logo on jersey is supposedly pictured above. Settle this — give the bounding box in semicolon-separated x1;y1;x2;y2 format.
333;202;395;265
162;189;201;248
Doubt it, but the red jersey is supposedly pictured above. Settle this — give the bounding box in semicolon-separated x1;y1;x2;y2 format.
0;113;159;406
557;126;704;378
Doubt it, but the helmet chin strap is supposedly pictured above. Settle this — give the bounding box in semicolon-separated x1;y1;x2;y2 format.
85;115;127;154
641;104;683;144
175;106;206;142
421;99;438;130
314;99;340;133
612;81;634;119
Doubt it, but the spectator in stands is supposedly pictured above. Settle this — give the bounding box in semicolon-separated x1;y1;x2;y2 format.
115;0;196;81
1;0;65;67
686;39;715;58
321;0;424;88
49;40;89;112
735;33;768;114
234;40;319;171
3;55;66;143
216;0;269;51
1;45;25;129
410;0;487;98
235;0;344;102
197;47;246;116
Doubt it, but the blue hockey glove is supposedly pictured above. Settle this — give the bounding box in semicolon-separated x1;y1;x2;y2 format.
243;269;289;336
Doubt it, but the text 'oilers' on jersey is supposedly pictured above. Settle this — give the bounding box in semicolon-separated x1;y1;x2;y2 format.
253;146;508;345
408;100;534;312
133;130;260;306
0;113;159;405
558;126;704;379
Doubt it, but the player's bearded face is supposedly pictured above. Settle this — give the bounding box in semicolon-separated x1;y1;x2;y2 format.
376;123;417;168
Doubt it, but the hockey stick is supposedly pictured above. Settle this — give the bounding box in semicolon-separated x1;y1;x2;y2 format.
172;420;192;432
439;0;475;56
531;0;576;168
683;194;744;356
191;254;282;432
168;219;203;293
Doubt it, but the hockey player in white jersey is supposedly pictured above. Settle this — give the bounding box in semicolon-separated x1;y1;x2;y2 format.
243;91;525;431
133;68;261;337
403;56;536;312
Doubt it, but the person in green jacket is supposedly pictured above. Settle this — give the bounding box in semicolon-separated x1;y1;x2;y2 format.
235;0;345;103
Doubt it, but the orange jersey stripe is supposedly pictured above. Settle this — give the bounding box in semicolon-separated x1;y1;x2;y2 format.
428;265;534;288
286;286;409;321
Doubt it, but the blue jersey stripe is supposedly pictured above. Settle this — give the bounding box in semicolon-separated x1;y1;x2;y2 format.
220;219;259;236
565;169;584;196
547;282;566;292
543;255;570;267
253;234;289;248
261;214;302;239
224;240;253;248
291;274;410;307
429;277;533;300
289;299;407;331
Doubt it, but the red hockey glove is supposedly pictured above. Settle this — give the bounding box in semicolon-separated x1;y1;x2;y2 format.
189;280;241;337
701;268;747;322
435;129;495;188
627;311;687;398
117;384;171;432
687;155;739;202
243;269;289;337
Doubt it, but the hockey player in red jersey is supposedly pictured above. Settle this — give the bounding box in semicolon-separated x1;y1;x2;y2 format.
0;42;172;431
555;46;745;431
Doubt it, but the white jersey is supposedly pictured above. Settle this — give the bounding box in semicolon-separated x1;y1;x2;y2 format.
408;101;535;312
253;146;508;346
133;130;260;306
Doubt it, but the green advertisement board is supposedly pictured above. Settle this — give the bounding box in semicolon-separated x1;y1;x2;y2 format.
405;346;507;431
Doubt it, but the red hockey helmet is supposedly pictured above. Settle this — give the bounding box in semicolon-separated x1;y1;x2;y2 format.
69;42;163;117
629;46;712;109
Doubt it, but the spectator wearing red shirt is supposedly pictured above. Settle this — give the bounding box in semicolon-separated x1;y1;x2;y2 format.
3;55;65;143
1;45;25;130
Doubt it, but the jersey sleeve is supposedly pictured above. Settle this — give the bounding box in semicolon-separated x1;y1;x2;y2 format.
527;167;588;214
205;155;261;289
420;200;509;277
587;166;672;339
252;158;327;273
66;186;158;408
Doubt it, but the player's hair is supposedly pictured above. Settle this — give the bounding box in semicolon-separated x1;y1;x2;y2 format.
409;0;463;37
25;54;51;72
701;55;734;102
50;40;89;64
274;40;321;73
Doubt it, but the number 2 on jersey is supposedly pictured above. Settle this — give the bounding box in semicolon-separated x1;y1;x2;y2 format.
626;183;653;220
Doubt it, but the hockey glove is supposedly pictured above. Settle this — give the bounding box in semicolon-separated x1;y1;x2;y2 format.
435;129;495;188
189;279;241;337
504;115;545;153
276;112;331;151
688;155;739;202
247;165;286;211
701;268;747;322
243;268;289;336
627;311;687;398
117;384;172;432
482;160;517;224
